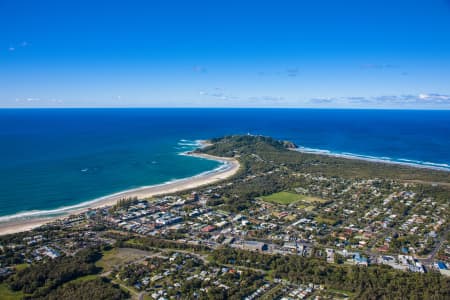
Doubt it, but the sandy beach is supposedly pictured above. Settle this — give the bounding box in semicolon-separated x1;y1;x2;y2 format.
0;152;240;236
292;148;450;173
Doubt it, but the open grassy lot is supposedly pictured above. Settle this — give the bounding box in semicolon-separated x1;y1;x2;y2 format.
70;274;100;283
13;263;29;271
96;247;158;272
297;204;316;211
261;191;326;205
260;191;305;205
315;216;339;225
297;195;328;204
0;283;24;300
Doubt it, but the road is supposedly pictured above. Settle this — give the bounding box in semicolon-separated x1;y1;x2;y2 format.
100;248;166;300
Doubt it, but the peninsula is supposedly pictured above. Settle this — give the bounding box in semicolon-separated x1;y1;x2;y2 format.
0;135;449;300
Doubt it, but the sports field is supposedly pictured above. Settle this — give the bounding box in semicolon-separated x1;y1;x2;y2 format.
261;192;326;205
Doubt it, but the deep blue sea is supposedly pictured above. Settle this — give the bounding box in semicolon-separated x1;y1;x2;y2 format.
0;108;449;220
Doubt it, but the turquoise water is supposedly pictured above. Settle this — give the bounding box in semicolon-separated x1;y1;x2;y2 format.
0;108;449;220
0;109;222;219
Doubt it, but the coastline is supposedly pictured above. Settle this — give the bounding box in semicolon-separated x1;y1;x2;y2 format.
0;151;240;236
293;147;450;173
1;138;448;236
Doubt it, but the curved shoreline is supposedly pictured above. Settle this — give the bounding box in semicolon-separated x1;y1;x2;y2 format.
0;152;240;236
293;146;450;172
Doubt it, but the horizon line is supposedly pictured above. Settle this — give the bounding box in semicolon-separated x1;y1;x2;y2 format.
1;106;450;111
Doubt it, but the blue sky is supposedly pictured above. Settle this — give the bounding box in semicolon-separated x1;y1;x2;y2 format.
1;0;450;108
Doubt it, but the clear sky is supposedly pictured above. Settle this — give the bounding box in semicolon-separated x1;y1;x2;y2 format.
1;0;450;108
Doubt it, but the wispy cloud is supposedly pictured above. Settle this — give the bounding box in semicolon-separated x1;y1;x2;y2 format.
193;65;207;73
112;95;124;102
360;63;399;69
199;88;239;101
326;93;450;107
286;68;299;77
13;97;63;105
199;89;289;106
308;97;335;104
26;97;41;102
6;41;30;52
418;93;450;101
197;90;450;107
257;67;300;78
371;94;450;105
248;96;285;103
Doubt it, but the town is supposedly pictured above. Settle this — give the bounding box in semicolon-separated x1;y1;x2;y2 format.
1;135;449;299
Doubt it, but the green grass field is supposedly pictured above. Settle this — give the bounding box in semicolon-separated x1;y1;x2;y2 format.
261;192;304;204
261;191;326;205
0;283;24;300
315;216;339;225
96;248;121;271
13;263;29;272
70;274;99;283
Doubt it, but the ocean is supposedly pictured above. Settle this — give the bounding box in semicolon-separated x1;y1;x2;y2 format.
0;108;449;220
